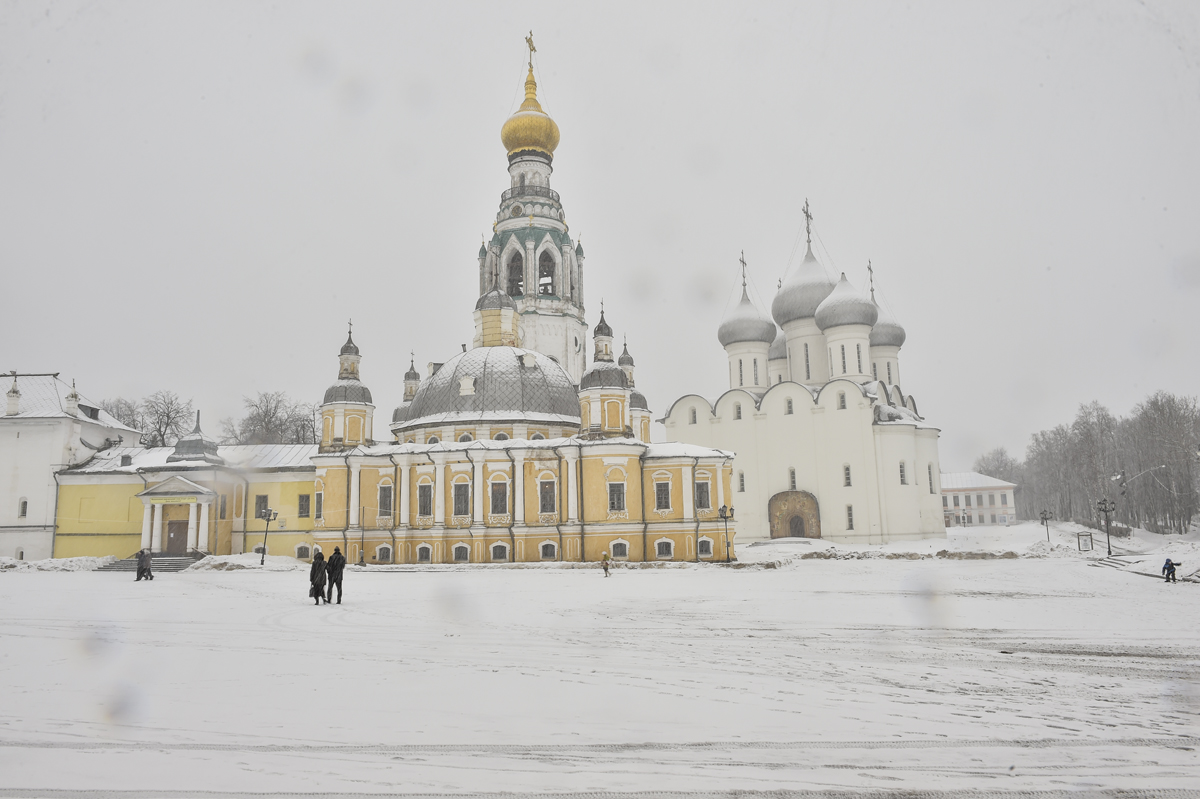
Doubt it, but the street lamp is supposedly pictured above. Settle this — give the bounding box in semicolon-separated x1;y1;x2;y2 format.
1039;509;1052;543
1096;498;1116;557
259;508;278;566
718;504;734;562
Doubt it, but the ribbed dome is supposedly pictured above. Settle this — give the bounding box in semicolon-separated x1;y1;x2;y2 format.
718;287;776;347
500;68;560;159
771;244;837;327
768;329;787;360
324;379;373;405
475;287;517;311
870;299;907;348
396;346;579;429
580;362;628;390
814;273;879;331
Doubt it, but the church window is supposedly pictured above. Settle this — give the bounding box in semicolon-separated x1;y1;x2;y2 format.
313;492;322;520
530;433;545;440
846;505;854;530
655;482;670;511
929;465;936;494
1001;494;1008;506
453;483;470;517
490;482;508;515
753;359;759;385
872;363;877;380
378;545;392;562
417;484;433;517
298;494;311;518
844;465;852;487
507;253;524;296
255;495;268;520
18;499;28;518
804;343;811;381
296;545;310;560
417;545;432;563
220;495;228;520
698;538;712;556
943;495;948;508
491;543;508;561
611;542;628;558
493;432;509;440
689;408;697;425
838;392;846;410
734;403;742;420
785;398;793;415
695;481;711;510
887;362;893;383
541;542;557;559
899;462;908;485
538;251;556;295
608;483;626;512
656;540;673;558
953;495;960;507
856;344;863;373
458;433;473;442
378;485;393;517
840;345;847;374
453;545;469;562
427;436;439;444
738;471;745;492
738;359;743;386
539;480;556;513
789;468;797;491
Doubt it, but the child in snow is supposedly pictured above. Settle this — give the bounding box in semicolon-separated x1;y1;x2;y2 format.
600;551;611;577
1163;558;1178;583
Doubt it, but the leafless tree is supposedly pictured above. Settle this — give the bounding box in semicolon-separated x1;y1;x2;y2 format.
99;397;141;430
222;392;317;445
140;390;194;447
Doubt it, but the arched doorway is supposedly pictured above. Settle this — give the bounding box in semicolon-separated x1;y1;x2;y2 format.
769;491;821;539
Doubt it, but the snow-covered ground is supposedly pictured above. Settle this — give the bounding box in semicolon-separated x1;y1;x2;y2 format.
1;526;1197;797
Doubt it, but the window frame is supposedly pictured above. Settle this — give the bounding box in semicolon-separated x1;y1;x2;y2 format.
377;484;393;517
453;544;470;562
608;482;626;512
846;504;854;530
417;544;432;563
539;480;556;514
490;481;508;515
452;482;470;517
654;481;671;511
844;465;852;487
694;481;711;510
255;494;268;520
491;543;508;561
417;483;433;517
655;539;674;559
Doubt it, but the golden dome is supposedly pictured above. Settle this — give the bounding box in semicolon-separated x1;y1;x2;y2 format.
500;67;560;158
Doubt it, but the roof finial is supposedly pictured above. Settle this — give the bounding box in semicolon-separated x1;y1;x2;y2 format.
867;260;875;302
802;199;813;246
525;31;536;68
739;250;747;288
348;318;353;334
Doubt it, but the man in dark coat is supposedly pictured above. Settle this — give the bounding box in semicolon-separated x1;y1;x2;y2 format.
310;551;327;604
1163;558;1179;583
326;546;346;604
135;549;153;581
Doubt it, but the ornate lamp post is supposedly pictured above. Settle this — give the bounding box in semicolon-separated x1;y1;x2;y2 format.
1039;509;1052;543
259;508;278;566
718;504;734;562
1096;498;1117;557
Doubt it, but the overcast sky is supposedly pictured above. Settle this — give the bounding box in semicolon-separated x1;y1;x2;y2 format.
2;1;1198;469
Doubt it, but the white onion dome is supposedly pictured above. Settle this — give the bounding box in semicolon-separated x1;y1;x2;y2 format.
768;328;787;360
869;300;906;348
717;287;776;347
771;244;837;327
475;287;517;311
814;273;879;331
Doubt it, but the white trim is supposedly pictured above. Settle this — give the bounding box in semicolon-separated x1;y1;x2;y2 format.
697;535;714;558
608;538;630;560
374;543;393;562
538;540;558;560
416;543;433;563
451;542;471;562
653;537;675;559
489;542;509;561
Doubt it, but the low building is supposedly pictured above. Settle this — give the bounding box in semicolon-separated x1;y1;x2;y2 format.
939;472;1018;526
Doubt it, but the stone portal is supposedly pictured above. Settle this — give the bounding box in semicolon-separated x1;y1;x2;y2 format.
769;491;821;539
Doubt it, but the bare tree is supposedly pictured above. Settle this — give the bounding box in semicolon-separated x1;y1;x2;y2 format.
973;447;1020;482
140;390;194;447
99;397;141;430
223;392;317;445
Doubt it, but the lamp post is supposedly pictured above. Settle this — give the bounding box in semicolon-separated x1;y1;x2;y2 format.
259;508;278;566
1096;498;1116;557
1039;509;1052;543
718;504;734;562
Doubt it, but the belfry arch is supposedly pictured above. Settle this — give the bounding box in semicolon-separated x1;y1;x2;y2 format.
768;491;821;539
507;252;524;296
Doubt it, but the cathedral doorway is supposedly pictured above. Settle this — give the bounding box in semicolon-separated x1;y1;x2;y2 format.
166;520;188;555
768;491;821;539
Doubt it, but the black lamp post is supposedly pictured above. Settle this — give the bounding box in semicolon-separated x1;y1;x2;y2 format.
1039;509;1052;543
718;504;734;562
1096;497;1116;557
259;508;278;566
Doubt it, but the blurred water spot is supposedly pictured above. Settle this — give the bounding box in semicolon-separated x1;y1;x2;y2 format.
904;572;950;631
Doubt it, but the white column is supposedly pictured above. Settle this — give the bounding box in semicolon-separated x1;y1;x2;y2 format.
433;457;446;525
513;450;526;524
140;504;152;550
524;239;536;297
151;504;163;552
472;456;485;524
565;451;579;522
716;461;726;511
683;463;696;522
349;461;361;527
398;461;410;528
186;502;198;551
198;502;210;553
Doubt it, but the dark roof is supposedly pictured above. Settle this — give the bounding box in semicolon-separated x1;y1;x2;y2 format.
580;362;628;390
475;287;517;311
593;309;612;338
618;341;635;366
324;379;373;405
340;331;360;356
631;390;649;411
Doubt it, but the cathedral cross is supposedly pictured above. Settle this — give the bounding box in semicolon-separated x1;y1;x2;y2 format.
802;199;813;245
526;31;536;68
867;260;875;301
347;318;353;334
739;250;748;287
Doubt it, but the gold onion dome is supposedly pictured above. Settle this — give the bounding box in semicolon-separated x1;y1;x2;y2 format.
501;67;560;158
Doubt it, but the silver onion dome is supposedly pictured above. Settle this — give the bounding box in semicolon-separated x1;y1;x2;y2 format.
869;299;906;348
475;287;517;311
323;379;373;405
768;328;787;360
814;273;879;331
580;362;628;390
618;341;635;367
630;390;649;411
717;287;776;347
771;244;837;327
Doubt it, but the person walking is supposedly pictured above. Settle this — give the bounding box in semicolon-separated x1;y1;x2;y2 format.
326;546;346;604
1163;558;1178;583
310;550;327;604
136;549;154;581
600;551;611;577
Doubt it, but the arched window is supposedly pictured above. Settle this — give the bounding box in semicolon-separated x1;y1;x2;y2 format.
507;252;524;296
844;465;852;487
785;398;793;415
610;541;629;559
14;548;23;561
252;545;265;555
804;343;811;381
698;538;713;556
840;344;847;374
887;362;893;383
738;471;745;492
296;545;311;559
789;468;797;491
655;540;674;559
491;543;508;561
899;462;908;485
872;362;878;380
489;476;509;514
734;403;742;420
738;359;744;386
18;498;27;519
458;433;473;442
928;464;935;495
538;250;556;295
427;435;439;444
689;408;697;425
453;544;470;562
493;432;509;440
378;545;392;563
846;505;854;530
540;542;557;560
531;432;545;440
753;359;759;385
417;545;432;563
838;392;846;410
856;343;863;373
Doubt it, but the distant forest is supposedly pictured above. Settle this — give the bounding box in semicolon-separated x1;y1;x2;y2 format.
974;392;1199;534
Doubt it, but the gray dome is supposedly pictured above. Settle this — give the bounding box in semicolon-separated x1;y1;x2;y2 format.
814;273;878;331
580;362;628;390
404;359;421;381
396;346;579;429
768;329;787;360
771;244;837;327
391;403;410;423
631;390;649;411
593;310;612;338
717;287;776;347
618;341;635;367
340;331;360;356
475;287;517;311
869;299;906;348
324;379;373;405
478;242;488;258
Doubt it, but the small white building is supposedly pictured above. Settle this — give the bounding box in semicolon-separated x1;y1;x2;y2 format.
940;472;1018;526
0;373;140;560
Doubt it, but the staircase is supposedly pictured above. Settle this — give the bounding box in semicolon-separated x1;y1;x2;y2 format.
96;552;207;573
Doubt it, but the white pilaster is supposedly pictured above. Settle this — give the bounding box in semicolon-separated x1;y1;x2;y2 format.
683;463;696;522
140;504;152;550
186;502;198;551
513;450;526;524
349;461;361;527
565;451;579;522
198;502;210;553
433;456;446;525
151;504;163;552
472;456;484;524
398;460;410;528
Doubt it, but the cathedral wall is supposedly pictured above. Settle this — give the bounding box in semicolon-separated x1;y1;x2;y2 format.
783;319;828;384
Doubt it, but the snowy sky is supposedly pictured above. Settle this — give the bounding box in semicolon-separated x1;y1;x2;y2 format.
2;1;1198;470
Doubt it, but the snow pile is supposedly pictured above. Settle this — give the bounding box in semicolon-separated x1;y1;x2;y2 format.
1022;540;1083;558
187;553;305;572
0;555;116;573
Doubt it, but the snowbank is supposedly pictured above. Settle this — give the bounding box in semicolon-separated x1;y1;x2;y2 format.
186;553;305;572
0;555;115;572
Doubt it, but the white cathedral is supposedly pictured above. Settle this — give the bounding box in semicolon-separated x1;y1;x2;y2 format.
662;212;946;544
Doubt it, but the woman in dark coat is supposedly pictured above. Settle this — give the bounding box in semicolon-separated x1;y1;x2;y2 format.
309;551;327;604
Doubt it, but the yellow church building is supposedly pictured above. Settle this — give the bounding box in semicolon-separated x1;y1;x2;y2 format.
51;44;737;566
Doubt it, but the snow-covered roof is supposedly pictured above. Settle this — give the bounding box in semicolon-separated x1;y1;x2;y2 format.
1;373;140;434
65;444;319;474
350;437;733;461
940;471;1017;490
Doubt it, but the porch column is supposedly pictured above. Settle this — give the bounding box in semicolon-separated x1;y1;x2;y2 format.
198;501;210;553
512;450;526;525
186;502;198;551
151;504;163;552
140;503;152;550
